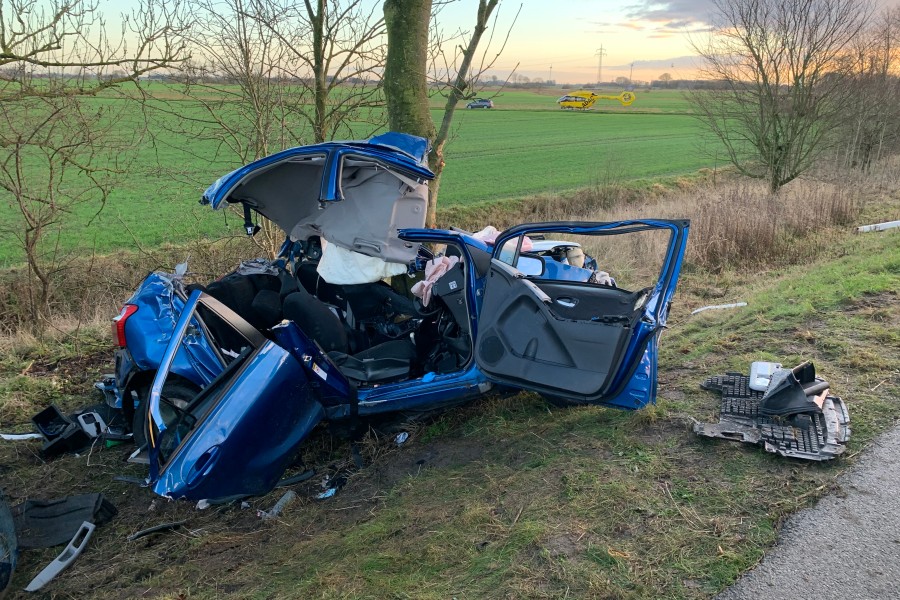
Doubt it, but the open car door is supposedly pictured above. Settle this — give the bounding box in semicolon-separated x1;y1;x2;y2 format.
474;220;689;409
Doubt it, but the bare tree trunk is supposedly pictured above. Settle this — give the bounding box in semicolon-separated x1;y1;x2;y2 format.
426;0;500;227
383;0;435;145
307;0;329;143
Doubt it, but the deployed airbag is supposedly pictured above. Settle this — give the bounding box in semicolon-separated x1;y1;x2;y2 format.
317;240;407;285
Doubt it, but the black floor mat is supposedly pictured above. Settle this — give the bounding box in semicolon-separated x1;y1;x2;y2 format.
694;372;851;461
11;493;116;549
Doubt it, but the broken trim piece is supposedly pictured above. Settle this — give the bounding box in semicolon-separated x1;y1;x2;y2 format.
694;371;850;461
691;302;747;315
24;521;95;592
857;220;900;233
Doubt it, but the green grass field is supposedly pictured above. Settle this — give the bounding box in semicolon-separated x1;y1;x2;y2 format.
0;88;715;267
1;194;897;598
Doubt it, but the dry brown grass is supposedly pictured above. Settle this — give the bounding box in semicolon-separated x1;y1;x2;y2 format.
0;235;257;335
0;160;884;333
522;176;864;275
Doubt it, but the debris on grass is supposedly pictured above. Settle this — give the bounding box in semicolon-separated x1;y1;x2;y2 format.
694;363;851;461
691;301;747;315
24;521;95;592
258;491;297;520
127;520;187;541
856;219;900;233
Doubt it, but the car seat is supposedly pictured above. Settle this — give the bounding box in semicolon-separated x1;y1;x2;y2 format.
282;287;416;383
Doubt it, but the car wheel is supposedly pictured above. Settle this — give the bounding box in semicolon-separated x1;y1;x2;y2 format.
132;380;199;449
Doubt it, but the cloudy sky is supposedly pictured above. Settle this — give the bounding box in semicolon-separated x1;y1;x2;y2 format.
438;0;900;84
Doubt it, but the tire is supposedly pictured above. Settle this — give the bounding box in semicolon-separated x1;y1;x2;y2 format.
132;380;199;449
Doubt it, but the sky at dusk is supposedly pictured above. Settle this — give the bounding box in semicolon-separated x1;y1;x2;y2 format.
107;0;900;84
437;0;900;84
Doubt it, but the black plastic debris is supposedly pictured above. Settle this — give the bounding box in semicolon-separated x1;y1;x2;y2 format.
31;405;92;457
693;364;850;461
127;520;187;542
1;489;16;596
759;361;830;417
12;494;117;549
30;403;131;456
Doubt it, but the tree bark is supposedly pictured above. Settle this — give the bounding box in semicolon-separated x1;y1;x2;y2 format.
383;0;435;152
427;0;498;227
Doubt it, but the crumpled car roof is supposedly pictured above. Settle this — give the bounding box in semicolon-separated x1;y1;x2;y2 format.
200;132;435;210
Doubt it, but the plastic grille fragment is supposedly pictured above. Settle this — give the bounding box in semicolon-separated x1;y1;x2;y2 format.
694;372;850;461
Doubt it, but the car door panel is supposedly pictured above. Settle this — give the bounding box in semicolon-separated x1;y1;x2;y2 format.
474;220;689;406
476;259;630;396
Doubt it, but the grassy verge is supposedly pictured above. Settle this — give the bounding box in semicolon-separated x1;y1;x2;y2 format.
0;170;898;599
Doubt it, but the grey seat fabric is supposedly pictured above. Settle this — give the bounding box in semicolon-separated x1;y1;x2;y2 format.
328;339;416;383
282;288;349;353
282;287;416;383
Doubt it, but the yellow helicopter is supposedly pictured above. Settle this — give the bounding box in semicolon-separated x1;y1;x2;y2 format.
557;90;636;110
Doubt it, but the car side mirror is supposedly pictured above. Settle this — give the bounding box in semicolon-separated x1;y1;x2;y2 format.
517;255;544;276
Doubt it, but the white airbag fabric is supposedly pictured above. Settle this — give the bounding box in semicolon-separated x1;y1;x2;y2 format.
317;239;407;285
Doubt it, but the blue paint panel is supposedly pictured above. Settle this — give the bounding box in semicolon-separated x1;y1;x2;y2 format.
153;341;323;500
121;273;223;390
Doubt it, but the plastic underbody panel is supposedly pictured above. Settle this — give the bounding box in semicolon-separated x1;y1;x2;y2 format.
694;373;851;461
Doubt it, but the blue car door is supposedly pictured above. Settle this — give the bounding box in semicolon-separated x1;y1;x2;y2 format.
474;220;689;409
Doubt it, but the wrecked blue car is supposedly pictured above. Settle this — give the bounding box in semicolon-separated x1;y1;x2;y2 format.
110;132;689;501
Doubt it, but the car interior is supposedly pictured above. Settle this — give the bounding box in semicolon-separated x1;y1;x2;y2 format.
185;237;475;388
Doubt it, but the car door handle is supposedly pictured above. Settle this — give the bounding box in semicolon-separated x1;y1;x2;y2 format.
556;296;578;308
186;445;221;487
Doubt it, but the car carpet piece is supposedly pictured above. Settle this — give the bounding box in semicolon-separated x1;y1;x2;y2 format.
693;371;850;461
11;493;116;549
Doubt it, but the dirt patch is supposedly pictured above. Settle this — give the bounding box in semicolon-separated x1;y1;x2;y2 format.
23;348;113;397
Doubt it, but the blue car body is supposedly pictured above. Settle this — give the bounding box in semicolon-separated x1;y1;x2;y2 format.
112;133;689;501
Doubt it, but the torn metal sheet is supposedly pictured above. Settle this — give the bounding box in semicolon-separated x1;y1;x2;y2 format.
694;372;850;461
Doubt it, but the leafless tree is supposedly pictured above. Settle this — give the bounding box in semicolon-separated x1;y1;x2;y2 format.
688;0;872;192
385;0;518;227
0;0;188;329
152;0;386;256
840;7;900;171
257;0;387;143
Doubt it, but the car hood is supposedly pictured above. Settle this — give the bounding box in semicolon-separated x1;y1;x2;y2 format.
201;132;435;264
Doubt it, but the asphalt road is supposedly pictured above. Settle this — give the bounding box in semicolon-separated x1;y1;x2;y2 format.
717;425;900;600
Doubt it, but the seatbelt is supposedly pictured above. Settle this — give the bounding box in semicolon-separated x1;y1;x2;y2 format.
242;203;260;237
197;294;266;349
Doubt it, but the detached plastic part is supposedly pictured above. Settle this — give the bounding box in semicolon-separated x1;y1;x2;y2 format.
694;367;850;461
749;361;781;392
759;361;828;417
258;491;297;520
30;405;91;457
12;494;117;549
24;521;94;592
0;489;17;597
93;374;120;408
